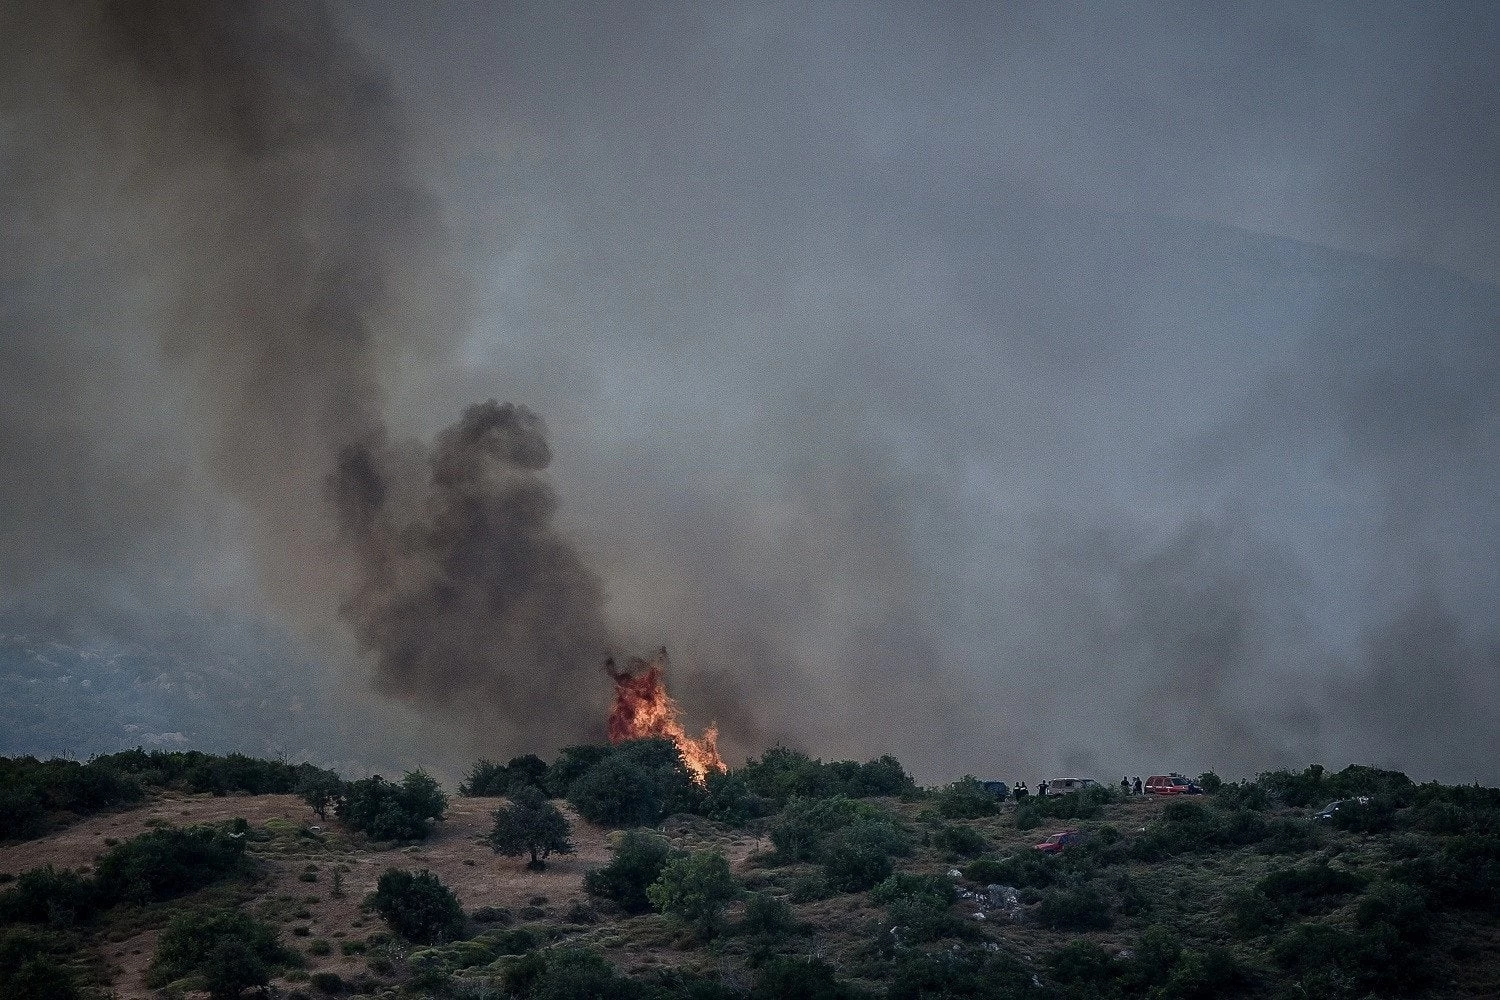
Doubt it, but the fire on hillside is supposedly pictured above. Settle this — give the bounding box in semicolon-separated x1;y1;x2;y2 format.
606;648;726;784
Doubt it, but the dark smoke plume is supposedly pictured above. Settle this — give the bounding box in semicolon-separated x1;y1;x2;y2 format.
1;0;617;749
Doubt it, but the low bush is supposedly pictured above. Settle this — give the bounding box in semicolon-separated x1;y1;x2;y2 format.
872;872;970;942
647;849;740;939
368;868;465;944
0;757;143;841
931;822;988;857
337;771;446;841
147;907;298;992
1231;862;1367;935
1257;764;1414;809
585;830;680;914
700;769;770;825
738;892;797;936
0;927;84;1000
933;776;1001;819
1035;882;1113;931
503;947;645;1000
93;824;249;904
885;948;1041;1000
1028;785;1113;820
751;956;858;1000
0;865;100;926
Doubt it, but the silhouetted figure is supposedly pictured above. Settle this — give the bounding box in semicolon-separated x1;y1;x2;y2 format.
1015;782;1028;803
1121;777;1131;795
1038;780;1050;797
1133;777;1143;795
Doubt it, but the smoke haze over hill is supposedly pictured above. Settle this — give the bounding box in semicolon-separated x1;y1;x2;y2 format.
2;1;1496;783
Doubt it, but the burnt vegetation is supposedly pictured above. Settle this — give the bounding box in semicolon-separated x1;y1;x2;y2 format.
1;749;1499;998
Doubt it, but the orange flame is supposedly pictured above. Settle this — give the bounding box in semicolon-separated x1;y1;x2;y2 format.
606;648;726;784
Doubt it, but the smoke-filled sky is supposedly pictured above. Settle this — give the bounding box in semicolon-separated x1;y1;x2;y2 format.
2;1;1496;784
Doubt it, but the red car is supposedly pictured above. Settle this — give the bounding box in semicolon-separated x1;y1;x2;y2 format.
1144;774;1202;796
1033;828;1082;854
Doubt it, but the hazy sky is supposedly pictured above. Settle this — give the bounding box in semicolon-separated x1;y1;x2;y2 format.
2;1;1496;783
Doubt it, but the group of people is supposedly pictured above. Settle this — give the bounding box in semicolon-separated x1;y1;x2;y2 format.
1011;780;1050;801
1120;776;1145;795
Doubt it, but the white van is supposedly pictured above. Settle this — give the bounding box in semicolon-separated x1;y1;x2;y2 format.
1043;777;1100;796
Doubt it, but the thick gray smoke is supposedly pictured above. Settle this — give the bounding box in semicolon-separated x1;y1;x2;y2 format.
1;0;618;750
4;1;1497;784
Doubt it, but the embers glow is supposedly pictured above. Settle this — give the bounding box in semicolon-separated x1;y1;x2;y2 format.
606;648;726;784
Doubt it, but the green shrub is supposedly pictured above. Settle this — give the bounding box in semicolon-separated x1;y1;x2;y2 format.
1331;797;1397;833
872;872;970;942
737;747;915;805
296;771;344;821
309;970;345;994
963;851;1061;890
1029;786;1112;820
821;818;906;892
1159;946;1252;1000
543;745;615;799
0;928;84;1000
0;865;100;926
738;892;796;936
1014;804;1041;830
751;956;857;999
886;948;1040;1000
1231;862;1367;935
934;776;1001;819
91;749;333;797
337;771;446;841
647;849;740;939
307;938;332;956
1046;939;1123;998
5;955;83;1000
0;757;143;841
503;947;644;1000
931;822;988;857
368;868;465;944
147;907;297;990
1035;882;1112;930
1257;764;1414;809
461;755;549;796
770;796;896;861
566;740;701;827
585;830;679;914
93;824;248;904
700;770;769;825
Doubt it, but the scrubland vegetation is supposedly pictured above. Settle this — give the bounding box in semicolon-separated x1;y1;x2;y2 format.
1;745;1497;998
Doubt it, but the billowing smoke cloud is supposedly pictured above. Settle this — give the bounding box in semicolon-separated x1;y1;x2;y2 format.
0;0;618;750
4;1;1497;784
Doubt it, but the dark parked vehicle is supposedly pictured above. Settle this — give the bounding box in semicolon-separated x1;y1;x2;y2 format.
981;780;1009;799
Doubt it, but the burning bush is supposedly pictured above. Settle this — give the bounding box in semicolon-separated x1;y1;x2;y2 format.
606;650;725;784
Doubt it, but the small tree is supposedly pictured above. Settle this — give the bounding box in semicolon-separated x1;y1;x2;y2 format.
369;868;465;944
647;849;739;939
490;787;574;871
297;771;344;821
